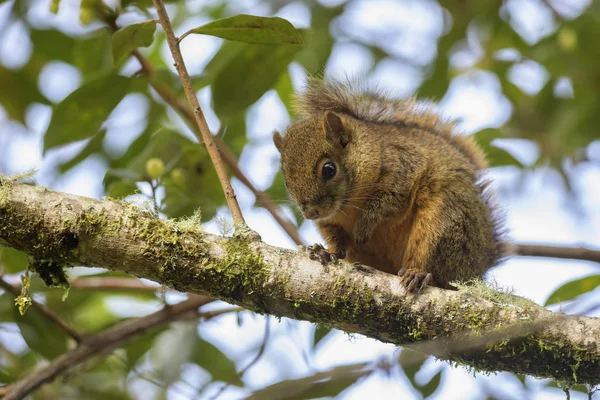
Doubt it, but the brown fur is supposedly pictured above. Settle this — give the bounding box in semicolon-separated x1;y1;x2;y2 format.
274;78;505;291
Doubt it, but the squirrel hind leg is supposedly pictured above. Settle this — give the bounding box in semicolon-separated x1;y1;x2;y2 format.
398;268;434;293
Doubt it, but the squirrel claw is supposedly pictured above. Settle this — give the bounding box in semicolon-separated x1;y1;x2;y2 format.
307;244;339;266
398;268;433;293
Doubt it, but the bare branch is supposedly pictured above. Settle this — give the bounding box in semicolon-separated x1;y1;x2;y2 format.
210;316;271;400
70;277;160;291
151;0;245;226
2;295;213;400
1;178;599;386
510;243;600;264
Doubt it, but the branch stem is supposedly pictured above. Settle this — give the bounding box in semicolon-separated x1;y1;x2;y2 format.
511;243;600;264
2;295;213;400
151;0;245;226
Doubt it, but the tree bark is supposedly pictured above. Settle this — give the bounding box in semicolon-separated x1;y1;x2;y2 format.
0;177;599;385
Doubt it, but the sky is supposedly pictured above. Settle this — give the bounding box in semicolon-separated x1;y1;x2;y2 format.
0;0;599;399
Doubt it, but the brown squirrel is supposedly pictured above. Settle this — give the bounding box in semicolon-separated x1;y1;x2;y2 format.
273;78;505;292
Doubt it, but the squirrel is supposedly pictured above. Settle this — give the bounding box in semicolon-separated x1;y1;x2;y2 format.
272;78;505;293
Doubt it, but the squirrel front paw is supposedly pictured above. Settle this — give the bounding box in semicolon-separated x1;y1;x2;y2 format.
307;243;344;265
398;268;433;293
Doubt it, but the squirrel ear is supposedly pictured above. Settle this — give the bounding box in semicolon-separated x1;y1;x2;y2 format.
272;131;284;152
324;111;350;148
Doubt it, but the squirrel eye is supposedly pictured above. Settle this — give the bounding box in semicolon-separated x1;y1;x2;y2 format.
321;161;336;181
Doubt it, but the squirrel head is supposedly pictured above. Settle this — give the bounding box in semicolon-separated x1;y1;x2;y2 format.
273;111;352;221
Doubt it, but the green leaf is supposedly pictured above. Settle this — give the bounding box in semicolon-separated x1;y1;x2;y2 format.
247;363;371;400
106;180;139;199
0;293;16;323
111;21;157;65
212;42;302;121
398;348;427;384
0;66;48;123
484;145;523;168
14;304;69;360
0;247;29;274
545;275;600;306
29;28;76;69
0;366;13;385
295;5;341;73
188;14;303;45
419;369;442;398
74;29;113;80
151;322;197;385
124;328;165;368
312;325;332;350
58;130;107;174
192;41;246;91
259;170;302;225
220;114;247;157
193;338;242;386
275;71;295;116
104;168;145;184
473;129;523;168
111;99;167;170
71;294;124;332
44;74;135;151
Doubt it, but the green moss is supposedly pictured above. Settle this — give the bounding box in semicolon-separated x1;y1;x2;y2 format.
454;279;542;311
199;233;270;309
15;271;32;315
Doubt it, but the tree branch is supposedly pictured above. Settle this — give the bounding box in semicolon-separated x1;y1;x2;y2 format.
510;243;600;264
2;295;213;400
1;178;599;386
151;0;245;226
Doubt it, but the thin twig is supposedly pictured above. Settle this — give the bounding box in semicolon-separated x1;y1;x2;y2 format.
148;179;161;214
200;306;246;321
511;243;600;265
0;277;83;343
129;46;303;246
238;316;271;377
70;277;160;291
2;295;213;400
177;28;194;44
151;0;245;226
209;316;271;400
137;47;303;245
2;277;162;292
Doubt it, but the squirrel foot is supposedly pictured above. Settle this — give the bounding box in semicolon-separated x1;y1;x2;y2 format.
307;243;342;265
398;268;433;293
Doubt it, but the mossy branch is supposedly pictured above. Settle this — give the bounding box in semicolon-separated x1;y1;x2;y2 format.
1;177;600;385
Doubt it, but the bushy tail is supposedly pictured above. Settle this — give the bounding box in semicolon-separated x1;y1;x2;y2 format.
294;77;488;171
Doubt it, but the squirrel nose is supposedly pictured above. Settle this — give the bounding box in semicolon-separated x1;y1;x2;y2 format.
303;207;319;220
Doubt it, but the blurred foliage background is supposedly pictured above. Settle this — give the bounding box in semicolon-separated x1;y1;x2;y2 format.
0;0;599;399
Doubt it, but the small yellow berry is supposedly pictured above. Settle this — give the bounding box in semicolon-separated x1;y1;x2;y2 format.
79;7;93;25
557;27;577;52
50;0;60;14
170;168;186;186
146;158;165;179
